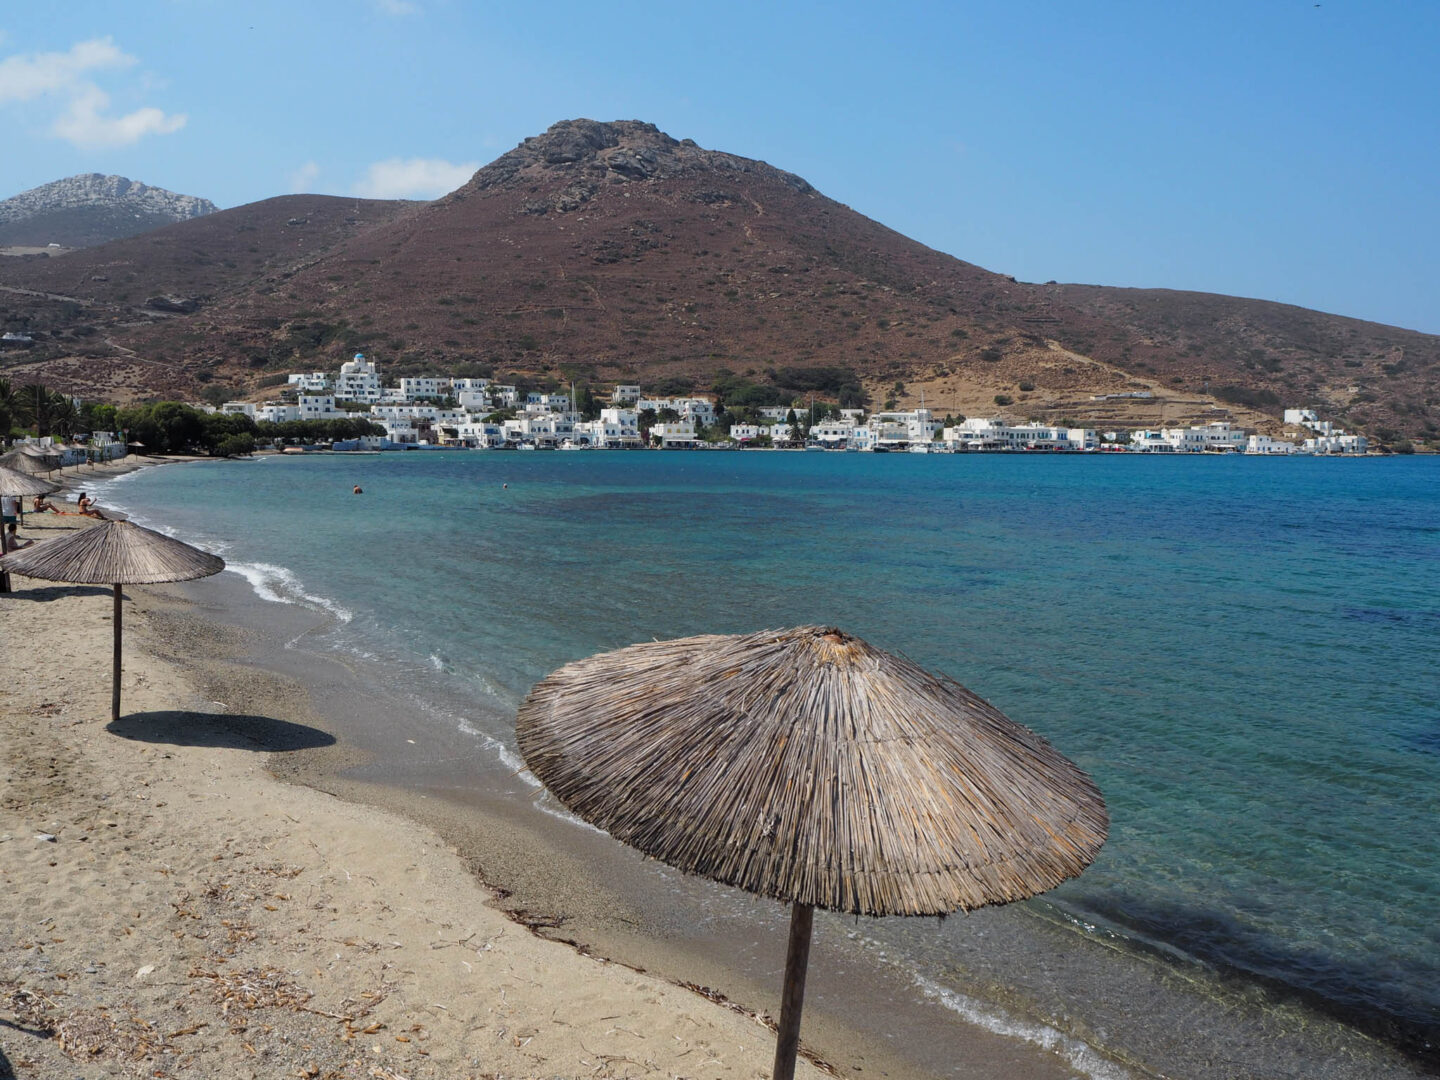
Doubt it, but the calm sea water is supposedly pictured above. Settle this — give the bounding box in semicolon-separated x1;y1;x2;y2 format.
97;450;1440;1062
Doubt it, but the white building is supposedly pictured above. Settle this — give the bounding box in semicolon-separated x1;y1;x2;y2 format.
452;421;508;448
297;394;342;420
758;406;797;421
611;385;642;404
256;403;301;423
1246;434;1298;455
597;408;642;448
371;403;441;423
941;418;1097;451
651;419;699;448
335;353;382;403
1130;421;1245;453
287;372;331;392
728;423;770;444
868;409;937;448
810;419;857;446
399;377;450;400
376;417;421;445
1305;433;1368;454
220;401;256;418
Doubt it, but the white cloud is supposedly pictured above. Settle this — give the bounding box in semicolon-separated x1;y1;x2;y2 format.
51;84;186;149
0;37;131;103
0;36;186;149
353;157;478;200
289;161;322;193
374;0;421;15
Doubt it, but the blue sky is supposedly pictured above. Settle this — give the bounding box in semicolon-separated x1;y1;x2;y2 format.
1;1;1436;333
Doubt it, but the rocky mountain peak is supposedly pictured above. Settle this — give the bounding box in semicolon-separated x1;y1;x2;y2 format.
455;118;813;213
0;174;217;224
0;174;218;249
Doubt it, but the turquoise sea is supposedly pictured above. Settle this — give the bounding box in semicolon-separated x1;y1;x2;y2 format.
96;450;1440;1074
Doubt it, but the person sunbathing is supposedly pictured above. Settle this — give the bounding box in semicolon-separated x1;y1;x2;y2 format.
69;492;108;520
32;495;56;513
4;523;32;550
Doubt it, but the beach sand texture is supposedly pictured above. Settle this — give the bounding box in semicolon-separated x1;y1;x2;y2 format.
1;501;822;1079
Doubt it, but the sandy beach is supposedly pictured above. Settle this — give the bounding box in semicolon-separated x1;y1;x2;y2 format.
0;468;832;1080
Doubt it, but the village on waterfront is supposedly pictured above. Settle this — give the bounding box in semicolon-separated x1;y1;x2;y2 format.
206;352;1369;456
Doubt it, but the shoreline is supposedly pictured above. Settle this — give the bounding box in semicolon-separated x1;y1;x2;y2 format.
1;460;1080;1080
1;471;838;1080
12;455;1435;1079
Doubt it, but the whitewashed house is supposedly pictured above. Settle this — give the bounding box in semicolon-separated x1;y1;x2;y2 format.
287;372;331;392
1246;434;1298;454
399;377;450;400
728;423;769;444
335;353;382;403
810;419;856;446
1305;433;1368;454
298;394;342;420
257;403;301;423
597;408;642;448
651;419;698;448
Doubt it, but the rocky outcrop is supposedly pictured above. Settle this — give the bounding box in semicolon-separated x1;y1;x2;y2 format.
456;119;814;213
0;174;218;248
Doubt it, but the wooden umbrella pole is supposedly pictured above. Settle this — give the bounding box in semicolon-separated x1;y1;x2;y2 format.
112;582;122;722
772;902;814;1080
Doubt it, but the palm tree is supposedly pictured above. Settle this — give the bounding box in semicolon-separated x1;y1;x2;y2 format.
49;392;80;439
16;382;53;436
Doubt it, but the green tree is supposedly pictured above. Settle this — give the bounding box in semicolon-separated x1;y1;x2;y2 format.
48;393;80;439
214;433;256;457
0;379;16;442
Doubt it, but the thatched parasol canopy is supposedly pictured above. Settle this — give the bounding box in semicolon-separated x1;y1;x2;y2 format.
0;464;60;498
518;625;1106;916
1;446;63;472
0;455;56;483
0;519;224;584
0;520;225;720
517;626;1107;1079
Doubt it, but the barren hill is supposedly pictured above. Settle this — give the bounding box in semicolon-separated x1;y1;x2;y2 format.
1;121;1435;446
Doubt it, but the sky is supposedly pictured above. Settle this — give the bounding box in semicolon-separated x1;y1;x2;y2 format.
1;0;1436;334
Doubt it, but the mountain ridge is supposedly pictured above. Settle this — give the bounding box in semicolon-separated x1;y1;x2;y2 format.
0;174;218;249
0;121;1435;447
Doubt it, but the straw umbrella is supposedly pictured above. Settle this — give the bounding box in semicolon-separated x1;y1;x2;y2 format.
0;465;59;594
0;449;51;476
0;520;224;720
517;626;1108;1080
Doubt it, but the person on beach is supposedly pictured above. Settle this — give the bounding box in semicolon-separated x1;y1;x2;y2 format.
4;522;32;549
32;494;55;513
74;492;107;520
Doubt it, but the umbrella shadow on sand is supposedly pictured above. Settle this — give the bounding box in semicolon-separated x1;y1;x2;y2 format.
108;710;336;752
4;582;114;601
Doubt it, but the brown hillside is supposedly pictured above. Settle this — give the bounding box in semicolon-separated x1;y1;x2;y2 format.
0;195;415;400
1;120;1436;446
1040;284;1440;447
